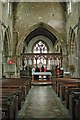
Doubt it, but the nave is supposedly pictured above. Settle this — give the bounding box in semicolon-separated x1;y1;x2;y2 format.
18;85;70;119
2;77;80;120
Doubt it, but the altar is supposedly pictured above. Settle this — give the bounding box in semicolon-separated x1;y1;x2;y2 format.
32;72;52;81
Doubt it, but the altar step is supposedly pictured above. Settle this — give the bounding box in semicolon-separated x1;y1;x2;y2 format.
31;80;52;86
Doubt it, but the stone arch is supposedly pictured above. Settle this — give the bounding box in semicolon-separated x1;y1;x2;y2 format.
3;26;11;56
3;27;9;55
16;22;66;55
3;30;8;56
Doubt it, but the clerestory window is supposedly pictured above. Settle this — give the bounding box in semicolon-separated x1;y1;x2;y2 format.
67;1;72;14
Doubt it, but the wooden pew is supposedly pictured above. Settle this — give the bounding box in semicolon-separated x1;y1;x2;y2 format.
2;93;18;120
2;88;22;110
52;78;69;94
69;91;80;119
59;80;80;100
2;77;31;97
52;78;80;100
65;87;80;109
2;89;22;120
2;77;31;119
75;97;80;119
52;77;80;119
2;78;31;100
2;86;22;119
2;78;31;102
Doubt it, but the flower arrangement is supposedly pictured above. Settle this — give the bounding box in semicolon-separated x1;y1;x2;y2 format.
69;64;76;75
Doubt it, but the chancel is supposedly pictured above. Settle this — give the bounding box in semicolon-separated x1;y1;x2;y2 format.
0;1;80;120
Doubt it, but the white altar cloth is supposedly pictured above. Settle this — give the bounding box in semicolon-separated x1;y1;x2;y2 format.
32;72;52;81
32;72;51;75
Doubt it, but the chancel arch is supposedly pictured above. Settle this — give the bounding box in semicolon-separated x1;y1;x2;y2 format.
16;22;66;55
15;22;67;72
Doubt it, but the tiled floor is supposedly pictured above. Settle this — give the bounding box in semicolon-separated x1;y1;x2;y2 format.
18;85;70;119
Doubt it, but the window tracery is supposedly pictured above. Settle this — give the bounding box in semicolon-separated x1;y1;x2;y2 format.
33;41;48;53
32;40;48;66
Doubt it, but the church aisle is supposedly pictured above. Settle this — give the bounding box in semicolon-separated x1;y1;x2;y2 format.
18;85;70;119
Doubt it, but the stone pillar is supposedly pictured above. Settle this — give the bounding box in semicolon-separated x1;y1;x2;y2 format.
0;2;2;120
77;19;80;77
0;50;2;79
36;58;37;67
29;58;32;65
27;58;28;65
0;2;2;79
77;2;80;77
32;58;34;67
46;58;48;69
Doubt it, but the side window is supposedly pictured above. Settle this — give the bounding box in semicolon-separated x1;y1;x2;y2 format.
67;1;72;15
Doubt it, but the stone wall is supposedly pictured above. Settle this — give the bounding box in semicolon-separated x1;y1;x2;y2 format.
13;2;66;52
0;2;15;78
